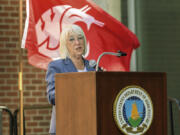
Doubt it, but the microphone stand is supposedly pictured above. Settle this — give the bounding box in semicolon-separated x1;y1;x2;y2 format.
95;51;127;71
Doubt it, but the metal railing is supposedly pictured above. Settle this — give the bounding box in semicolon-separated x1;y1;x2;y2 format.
0;106;14;135
1;97;179;135
13;105;52;135
168;97;180;135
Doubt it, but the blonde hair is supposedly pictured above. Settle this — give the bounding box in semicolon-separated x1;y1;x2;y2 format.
59;24;87;59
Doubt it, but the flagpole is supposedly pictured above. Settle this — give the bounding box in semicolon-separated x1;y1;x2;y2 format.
128;0;137;71
19;0;24;134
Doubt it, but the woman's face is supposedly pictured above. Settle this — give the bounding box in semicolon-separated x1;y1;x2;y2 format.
66;32;85;58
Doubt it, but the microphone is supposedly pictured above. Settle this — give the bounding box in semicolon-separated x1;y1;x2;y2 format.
89;59;103;71
117;50;127;56
95;50;127;71
89;59;97;68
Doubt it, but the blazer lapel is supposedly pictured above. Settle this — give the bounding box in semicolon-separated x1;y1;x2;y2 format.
64;58;77;72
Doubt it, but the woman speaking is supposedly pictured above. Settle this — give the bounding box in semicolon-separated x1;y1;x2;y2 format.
46;24;95;135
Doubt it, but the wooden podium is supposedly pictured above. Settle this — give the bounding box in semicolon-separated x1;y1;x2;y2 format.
55;72;167;135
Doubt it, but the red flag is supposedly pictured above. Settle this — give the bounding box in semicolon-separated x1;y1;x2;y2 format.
22;0;140;71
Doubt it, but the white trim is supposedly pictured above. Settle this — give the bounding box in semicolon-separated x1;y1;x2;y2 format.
21;0;30;48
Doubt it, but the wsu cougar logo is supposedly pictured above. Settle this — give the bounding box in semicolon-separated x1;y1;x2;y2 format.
35;5;104;59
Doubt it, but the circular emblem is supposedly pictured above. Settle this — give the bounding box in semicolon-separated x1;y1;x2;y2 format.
113;85;153;135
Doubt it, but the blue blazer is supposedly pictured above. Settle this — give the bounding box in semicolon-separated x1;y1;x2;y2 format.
45;57;95;133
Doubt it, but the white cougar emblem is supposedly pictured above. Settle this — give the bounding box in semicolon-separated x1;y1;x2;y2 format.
35;5;104;59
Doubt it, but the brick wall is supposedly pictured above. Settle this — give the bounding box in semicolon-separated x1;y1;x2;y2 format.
0;0;51;135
